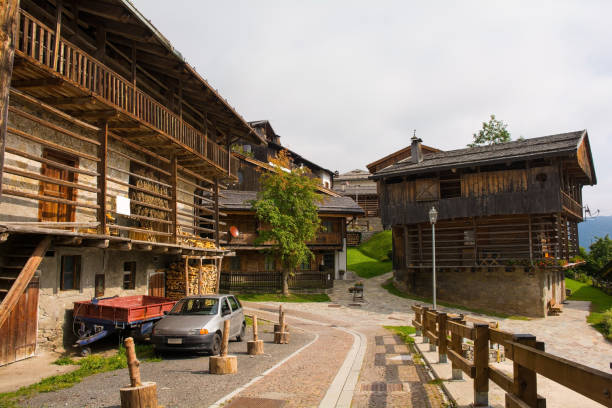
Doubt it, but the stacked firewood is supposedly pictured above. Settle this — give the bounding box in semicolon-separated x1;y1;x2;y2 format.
163;261;218;300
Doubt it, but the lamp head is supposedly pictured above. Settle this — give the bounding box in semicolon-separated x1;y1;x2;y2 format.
429;206;438;224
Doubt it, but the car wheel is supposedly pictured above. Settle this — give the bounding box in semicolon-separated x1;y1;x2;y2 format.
210;333;221;355
236;323;246;342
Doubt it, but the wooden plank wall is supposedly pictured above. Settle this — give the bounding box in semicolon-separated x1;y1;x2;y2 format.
0;277;38;366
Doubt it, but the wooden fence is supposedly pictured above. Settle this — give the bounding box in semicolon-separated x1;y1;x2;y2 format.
219;270;333;292
411;305;612;407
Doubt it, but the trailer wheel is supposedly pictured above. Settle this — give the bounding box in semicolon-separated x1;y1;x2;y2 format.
80;347;91;357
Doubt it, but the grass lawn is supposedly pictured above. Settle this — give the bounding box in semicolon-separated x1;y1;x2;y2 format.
381;279;529;320
383;325;416;344
0;344;160;408
565;277;612;339
236;293;330;302
347;230;393;278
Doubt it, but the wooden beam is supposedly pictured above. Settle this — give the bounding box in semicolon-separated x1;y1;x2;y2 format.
54;237;82;246
78;2;131;23
52;0;63;70
152;246;168;254
110;241;132;251
83;239;109;248
40;96;97;106
0;236;52;328
214;177;220;248
98;121;108;234
134;243;153;251
0;0;22;198
11;78;64;88
171;155;178;245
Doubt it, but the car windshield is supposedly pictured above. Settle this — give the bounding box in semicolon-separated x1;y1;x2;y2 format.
169;298;219;315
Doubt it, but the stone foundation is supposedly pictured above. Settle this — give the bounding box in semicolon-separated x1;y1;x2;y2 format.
394;266;565;318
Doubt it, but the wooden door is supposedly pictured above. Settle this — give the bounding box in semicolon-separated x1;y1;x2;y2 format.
148;272;165;297
0;277;39;366
38;150;77;222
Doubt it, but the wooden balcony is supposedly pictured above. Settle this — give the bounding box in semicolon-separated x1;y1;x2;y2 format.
11;10;236;178
560;189;583;220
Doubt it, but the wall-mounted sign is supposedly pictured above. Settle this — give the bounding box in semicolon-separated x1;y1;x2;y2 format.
116;195;131;216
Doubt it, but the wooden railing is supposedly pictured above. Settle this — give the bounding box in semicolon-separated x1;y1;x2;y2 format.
219;270;333;292
15;10;232;175
411;305;612;407
561;189;583;219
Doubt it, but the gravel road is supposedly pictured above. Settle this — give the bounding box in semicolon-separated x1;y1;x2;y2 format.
24;321;312;408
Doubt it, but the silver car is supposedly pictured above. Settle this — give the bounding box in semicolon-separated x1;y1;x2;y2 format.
151;294;246;355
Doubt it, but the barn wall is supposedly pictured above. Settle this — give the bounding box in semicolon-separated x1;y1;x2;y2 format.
393;266;548;317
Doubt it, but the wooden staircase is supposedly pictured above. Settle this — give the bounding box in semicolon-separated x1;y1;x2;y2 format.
0;235;51;327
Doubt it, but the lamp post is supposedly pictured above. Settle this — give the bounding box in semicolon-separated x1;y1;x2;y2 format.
429;206;438;310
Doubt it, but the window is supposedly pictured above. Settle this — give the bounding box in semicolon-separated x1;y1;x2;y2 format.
321;220;334;233
94;274;105;298
464;230;475;246
123;262;136;290
323;253;335;271
230;256;241;271
60;255;81;291
300;258;311;271
228;296;240;312
221;298;231;315
265;255;275;271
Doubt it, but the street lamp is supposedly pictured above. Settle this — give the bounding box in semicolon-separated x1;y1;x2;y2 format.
429;206;438;310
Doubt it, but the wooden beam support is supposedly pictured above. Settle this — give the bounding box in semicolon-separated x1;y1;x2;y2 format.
98;121;108;234
0;0;22;198
83;239;109;248
134;244;153;252
52;0;63;70
214;177;220;248
11;78;64;88
110;241;132;251
40;96;97;106
0;236;52;328
55;237;83;246
171;155;178;245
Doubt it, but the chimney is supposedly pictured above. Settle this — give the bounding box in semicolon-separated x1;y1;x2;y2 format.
411;134;423;164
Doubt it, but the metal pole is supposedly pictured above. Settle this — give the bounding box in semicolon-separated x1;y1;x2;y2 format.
432;222;436;310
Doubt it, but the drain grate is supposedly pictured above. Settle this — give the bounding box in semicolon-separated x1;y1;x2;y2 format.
360;383;404;392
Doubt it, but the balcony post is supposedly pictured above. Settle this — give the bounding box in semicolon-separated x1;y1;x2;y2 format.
97;121;108;234
214;177;220;248
171;155;178;245
52;0;63;70
0;0;21;198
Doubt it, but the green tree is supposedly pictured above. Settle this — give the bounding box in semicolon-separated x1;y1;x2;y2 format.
251;150;321;295
469;114;511;147
586;235;612;276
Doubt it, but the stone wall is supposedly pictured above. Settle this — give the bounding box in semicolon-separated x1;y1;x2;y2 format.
36;247;176;351
394;266;556;317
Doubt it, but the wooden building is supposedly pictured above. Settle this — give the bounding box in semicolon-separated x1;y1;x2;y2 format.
0;0;264;364
219;191;363;292
372;133;596;317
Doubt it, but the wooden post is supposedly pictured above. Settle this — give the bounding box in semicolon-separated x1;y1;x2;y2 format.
428;311;437;352
210;319;237;374
414;305;422;336
52;0;63;70
0;0;21;198
274;306;289;344
247;314;264;355
184;257;189;296
171;155;178;245
511;334;538;408
421;306;429;343
213;177;220;248
449;316;464;380
437;312;447;363
473;323;489;407
120;337;158;408
98;121;108;235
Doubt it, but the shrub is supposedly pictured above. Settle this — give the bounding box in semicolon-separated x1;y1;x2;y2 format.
602;309;612;339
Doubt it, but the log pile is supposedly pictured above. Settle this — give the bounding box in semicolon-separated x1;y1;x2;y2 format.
163;261;218;300
177;226;217;250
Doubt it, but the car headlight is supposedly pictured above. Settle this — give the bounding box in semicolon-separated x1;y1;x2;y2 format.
189;328;209;335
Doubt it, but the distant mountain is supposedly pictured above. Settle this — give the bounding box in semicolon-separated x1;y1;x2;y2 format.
578;216;612;249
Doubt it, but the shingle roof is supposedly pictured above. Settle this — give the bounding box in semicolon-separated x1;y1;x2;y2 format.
219;190;364;215
372;131;589;179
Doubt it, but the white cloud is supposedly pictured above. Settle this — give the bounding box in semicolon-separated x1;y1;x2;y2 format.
133;0;612;214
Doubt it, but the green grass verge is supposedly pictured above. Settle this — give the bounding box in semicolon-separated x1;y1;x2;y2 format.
381;279;529;320
358;230;392;261
347;248;392;278
0;344;161;408
236;293;330;302
383;325;416;344
566;277;612;339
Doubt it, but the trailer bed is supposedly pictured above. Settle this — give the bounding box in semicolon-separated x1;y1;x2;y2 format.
73;295;175;324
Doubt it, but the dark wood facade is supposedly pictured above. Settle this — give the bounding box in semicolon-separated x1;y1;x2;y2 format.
373;132;596;317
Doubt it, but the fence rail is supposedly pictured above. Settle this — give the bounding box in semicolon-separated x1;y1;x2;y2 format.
411;305;612;407
16;10;232;175
219;270;333;292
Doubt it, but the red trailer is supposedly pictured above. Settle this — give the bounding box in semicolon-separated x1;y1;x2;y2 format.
73;295;176;355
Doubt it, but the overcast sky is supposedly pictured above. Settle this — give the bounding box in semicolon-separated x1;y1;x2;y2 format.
133;1;611;215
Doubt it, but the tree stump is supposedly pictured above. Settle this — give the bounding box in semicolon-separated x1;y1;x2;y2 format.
274;324;289;333
210;320;237;374
274;309;290;344
120;382;158;408
120;337;159;408
274;331;290;344
247;315;264;355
